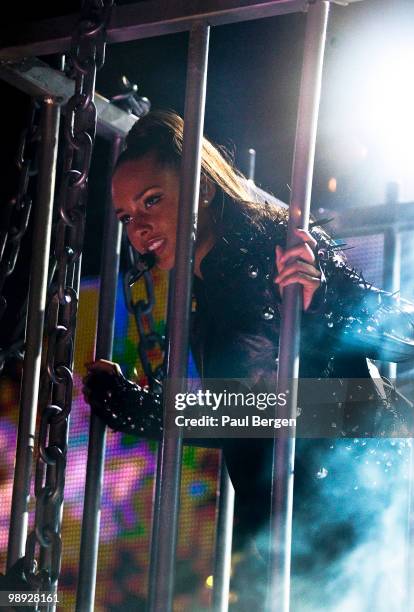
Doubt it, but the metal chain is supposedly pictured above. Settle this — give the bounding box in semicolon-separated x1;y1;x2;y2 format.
123;238;165;392
24;0;113;602
110;75;151;117
113;86;165;391
0;260;57;374
0;101;40;369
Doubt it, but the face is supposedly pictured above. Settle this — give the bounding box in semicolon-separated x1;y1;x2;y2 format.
112;154;181;270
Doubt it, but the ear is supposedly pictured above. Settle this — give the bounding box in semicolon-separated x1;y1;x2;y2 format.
199;175;217;207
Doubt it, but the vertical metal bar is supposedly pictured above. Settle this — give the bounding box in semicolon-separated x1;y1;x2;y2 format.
212;455;235;612
406;444;414;611
381;228;400;379
267;2;329;611
381;182;400;380
248;148;256;182
147;21;210;612
383;184;413;612
7;97;60;570
75;135;123;612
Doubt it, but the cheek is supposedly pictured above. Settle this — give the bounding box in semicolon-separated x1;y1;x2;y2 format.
165;205;180;239
126;227;144;252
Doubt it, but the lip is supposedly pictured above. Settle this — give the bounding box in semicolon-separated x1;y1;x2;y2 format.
145;236;167;257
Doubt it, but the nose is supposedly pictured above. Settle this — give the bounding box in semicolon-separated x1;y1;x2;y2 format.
127;217;153;249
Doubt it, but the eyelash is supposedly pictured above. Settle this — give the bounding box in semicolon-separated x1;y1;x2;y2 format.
119;195;162;225
144;194;162;209
119;215;132;226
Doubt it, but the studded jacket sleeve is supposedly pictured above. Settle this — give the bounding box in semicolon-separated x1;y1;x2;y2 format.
84;368;164;438
304;226;414;362
209;202;414;364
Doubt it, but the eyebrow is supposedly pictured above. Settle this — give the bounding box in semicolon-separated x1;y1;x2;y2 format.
114;186;161;215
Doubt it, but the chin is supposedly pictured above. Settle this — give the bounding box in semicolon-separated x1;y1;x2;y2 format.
155;257;174;271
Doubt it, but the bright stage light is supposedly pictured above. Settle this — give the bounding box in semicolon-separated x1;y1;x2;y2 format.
323;19;414;204
335;35;414;202
328;177;337;193
359;44;414;189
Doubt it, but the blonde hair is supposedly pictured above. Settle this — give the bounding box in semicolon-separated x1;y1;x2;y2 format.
116;109;254;204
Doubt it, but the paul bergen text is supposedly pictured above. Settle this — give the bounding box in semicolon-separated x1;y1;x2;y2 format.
175;415;296;429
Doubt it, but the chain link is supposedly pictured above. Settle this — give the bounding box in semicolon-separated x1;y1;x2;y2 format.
0;101;40;369
0;261;56;374
24;0;114;603
123;239;165;392
111;84;166;392
110;75;151;117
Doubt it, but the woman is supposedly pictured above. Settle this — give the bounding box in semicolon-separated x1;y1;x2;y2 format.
83;110;414;604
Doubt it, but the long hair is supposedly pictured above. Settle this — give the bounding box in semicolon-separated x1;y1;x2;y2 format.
115;110;339;245
115;109;277;213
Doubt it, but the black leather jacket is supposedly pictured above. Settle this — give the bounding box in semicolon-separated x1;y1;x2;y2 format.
87;200;414;439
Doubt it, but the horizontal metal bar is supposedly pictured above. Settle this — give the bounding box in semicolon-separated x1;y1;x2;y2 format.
0;58;137;138
0;0;307;60
329;201;414;237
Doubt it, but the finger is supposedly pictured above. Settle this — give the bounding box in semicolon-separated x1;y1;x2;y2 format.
275;245;284;274
293;227;318;249
82;387;92;403
275;261;321;283
278;272;321;289
82;376;98;397
82;372;99;386
279;243;315;266
85;359;122;376
85;358;113;370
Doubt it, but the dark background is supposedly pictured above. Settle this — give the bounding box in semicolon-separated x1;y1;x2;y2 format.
1;0;413;300
2;0;414;269
1;5;413;609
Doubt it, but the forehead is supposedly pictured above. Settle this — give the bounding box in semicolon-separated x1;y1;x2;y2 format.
112;155;179;204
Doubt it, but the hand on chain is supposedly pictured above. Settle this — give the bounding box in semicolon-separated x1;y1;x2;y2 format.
83;359;125;406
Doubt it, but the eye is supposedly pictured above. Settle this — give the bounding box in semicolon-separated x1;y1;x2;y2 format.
144;194;162;209
119;214;133;226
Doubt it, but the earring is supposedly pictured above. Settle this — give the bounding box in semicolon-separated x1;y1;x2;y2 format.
201;180;210;207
